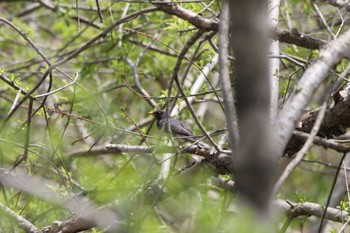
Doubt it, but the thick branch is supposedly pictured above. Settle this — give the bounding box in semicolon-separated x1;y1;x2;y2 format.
105;144;234;174
0;201;40;233
152;1;325;50
152;2;218;31
276;29;350;159
43;216;96;233
0;167;122;232
275;199;350;223
212;178;350;223
285;85;350;155
273;28;326;50
323;0;350;11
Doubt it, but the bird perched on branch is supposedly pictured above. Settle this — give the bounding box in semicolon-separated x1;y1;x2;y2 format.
148;110;198;142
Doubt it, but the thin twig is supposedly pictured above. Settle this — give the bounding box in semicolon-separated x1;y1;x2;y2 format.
108;0;115;23
117;2;130;46
35;72;79;98
166;30;219;151
76;0;81;31
338;158;350;232
95;0;103;23
126;58;158;108
312;2;336;40
318;152;348;232
39;0;102;29
0;7;159;131
197;0;215;15
273;101;328;196
8;88;23;115
0;17;50;64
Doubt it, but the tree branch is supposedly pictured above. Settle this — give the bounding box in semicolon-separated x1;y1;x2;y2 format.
105;144;234;174
0;201;41;233
0;7;159;130
275;199;350;223
285;80;350;155
212;177;350;223
275;29;350;159
152;1;325;50
152;1;218;31
0;167;122;232
218;0;239;159
322;0;350;11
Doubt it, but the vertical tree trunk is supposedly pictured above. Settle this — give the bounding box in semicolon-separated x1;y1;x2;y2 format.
228;0;274;212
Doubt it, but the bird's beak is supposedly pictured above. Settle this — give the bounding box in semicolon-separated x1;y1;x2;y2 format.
148;111;154;116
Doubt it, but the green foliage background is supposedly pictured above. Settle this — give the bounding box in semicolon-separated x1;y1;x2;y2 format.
0;0;348;232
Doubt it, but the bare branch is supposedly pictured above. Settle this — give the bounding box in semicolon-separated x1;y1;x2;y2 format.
219;0;239;158
275;29;350;159
152;1;218;30
43;216;97;233
1;7;159;130
151;1;325;50
39;0;103;29
0;167;122;232
95;0;103;23
268;0;281;121
212;178;350;223
35;72;79;98
0;201;41;233
322;0;350;11
273;102;328;196
275;199;350;223
126;58;158;108
273;28;326;50
293;131;350;153
106;143;234;174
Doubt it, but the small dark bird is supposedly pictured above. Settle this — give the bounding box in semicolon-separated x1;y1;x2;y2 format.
148;110;196;140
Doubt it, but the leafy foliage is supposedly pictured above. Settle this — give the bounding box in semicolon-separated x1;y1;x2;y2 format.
0;0;349;232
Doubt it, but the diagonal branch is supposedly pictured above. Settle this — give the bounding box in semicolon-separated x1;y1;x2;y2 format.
275;29;350;160
273;102;328;196
0;7;159;131
152;1;218;30
0;167;122;232
0;201;40;233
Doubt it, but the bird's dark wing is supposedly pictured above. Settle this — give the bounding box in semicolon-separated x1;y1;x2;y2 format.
168;118;194;137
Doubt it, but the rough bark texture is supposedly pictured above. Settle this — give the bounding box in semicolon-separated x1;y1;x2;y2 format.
274;28;326;50
285;84;350;155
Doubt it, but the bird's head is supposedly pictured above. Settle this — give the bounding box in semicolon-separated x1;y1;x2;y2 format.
148;110;166;121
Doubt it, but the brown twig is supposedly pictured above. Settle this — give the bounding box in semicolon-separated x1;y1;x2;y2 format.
95;0;103;23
